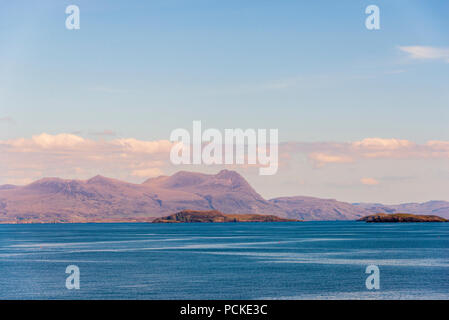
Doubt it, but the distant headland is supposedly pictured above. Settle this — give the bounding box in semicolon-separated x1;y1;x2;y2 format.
152;210;298;223
358;213;448;223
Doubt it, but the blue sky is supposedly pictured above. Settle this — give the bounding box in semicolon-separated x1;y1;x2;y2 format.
1;1;448;203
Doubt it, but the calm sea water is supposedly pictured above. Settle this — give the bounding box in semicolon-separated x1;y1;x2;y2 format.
0;221;448;300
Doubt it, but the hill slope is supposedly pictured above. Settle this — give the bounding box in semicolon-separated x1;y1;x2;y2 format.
269;196;367;220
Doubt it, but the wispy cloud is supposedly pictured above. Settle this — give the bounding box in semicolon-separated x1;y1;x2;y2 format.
2;134;449;186
384;69;406;75
360;177;380;186
308;153;353;168
89;86;128;94
1;133;173;154
131;168;164;178
399;46;449;63
89;129;117;137
284;137;449;168
0;116;16;125
0;133;175;184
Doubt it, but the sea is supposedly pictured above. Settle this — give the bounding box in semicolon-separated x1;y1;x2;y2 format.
0;221;448;299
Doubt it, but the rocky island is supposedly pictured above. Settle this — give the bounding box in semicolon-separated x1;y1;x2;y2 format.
358;213;448;223
152;210;298;223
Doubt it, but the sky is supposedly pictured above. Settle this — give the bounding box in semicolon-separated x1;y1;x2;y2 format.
1;0;448;204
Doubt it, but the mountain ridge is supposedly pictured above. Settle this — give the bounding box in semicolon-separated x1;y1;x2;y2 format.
0;170;447;223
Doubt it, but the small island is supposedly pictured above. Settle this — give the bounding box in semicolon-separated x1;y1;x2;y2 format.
152;210;298;223
358;213;448;223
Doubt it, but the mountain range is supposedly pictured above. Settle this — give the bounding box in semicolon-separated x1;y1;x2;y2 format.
0;169;448;223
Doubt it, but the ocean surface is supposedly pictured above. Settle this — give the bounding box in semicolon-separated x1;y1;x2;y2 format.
0;221;448;300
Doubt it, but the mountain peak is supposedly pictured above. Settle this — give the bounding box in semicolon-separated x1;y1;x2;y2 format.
142;175;168;184
87;175;109;183
86;175;128;186
27;177;67;187
24;177;82;194
159;171;208;188
216;169;241;178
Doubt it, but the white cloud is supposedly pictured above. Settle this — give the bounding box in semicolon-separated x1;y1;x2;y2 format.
0;133;174;184
1;134;174;154
32;133;87;149
427;140;449;151
352;138;414;150
399;46;449;63
286;137;449;168
2;133;449;185
1;133;91;151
